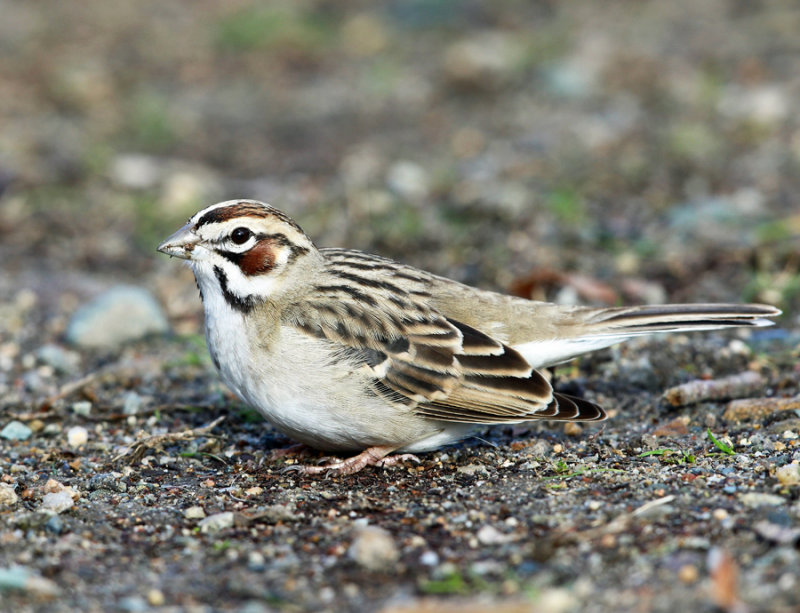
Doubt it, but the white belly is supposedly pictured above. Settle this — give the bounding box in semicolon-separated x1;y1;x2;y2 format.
199;283;454;451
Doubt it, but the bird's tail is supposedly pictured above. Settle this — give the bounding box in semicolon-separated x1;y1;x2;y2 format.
515;303;781;368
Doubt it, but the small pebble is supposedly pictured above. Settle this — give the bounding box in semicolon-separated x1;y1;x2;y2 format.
348;526;399;570
44;515;63;535
122;392;144;415
776;462;800;486
88;473;127;493
198;511;235;534
1;421;32;441
537;587;577;613
419;550;439;566
678;564;699;583
118;596;148;613
476;525;512;545
563;422;583;436
0;566;61;597
0;484;18;508
42;424;62;436
40;491;74;514
67;426;88;448
71;401;92;416
255;503;297;523
146;589;165;607
247;551;266;571
739;492;786;508
456;464;489;476
35;344;80;374
184;506;206;520
65;286;169;348
600;534;616;548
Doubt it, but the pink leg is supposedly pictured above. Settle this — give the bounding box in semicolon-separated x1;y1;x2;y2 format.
283;446;420;476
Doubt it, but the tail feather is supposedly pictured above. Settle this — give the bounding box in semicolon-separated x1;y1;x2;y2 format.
586;303;780;334
540;393;606;422
515;303;781;368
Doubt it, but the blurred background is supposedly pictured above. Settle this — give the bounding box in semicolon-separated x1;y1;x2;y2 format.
1;5;799;610
1;0;799;345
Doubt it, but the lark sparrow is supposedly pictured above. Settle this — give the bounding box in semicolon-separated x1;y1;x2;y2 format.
158;200;780;475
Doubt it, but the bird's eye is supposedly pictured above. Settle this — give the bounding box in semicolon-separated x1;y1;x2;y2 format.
230;227;252;245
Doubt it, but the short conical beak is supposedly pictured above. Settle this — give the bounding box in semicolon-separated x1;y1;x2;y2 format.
157;223;198;260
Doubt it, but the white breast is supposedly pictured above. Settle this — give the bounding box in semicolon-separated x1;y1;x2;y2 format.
197;268;452;451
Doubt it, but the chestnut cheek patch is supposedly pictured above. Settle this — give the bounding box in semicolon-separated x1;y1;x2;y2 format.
239;239;276;276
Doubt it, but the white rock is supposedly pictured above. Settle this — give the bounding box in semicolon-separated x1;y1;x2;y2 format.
66;286;169;348
0;483;18;508
199;511;235;534
349;526;399;570
184;505;206;520
1;421;32;441
71;401;92;416
67;426;88;448
40;491;74;514
537;588;577;613
419;550;439;566
740;492;786;508
476;524;513;545
0;566;61;597
776;462;800;486
36;344;80;374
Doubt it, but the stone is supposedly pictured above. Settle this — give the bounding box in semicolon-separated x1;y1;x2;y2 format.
776;462;800;486
1;421;32;441
476;525;513;545
36;344;80;374
0;566;61;597
198;511;235;534
66;426;88;448
71;401;92;416
184;506;206;520
349;526;399;570
66;286;169;348
0;484;18;508
739;492;786;508
40;491;74;514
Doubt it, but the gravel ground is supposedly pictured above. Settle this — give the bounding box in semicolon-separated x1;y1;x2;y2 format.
1;2;799;612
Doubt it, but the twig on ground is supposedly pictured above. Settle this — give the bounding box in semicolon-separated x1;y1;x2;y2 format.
663;371;765;407
115;416;225;464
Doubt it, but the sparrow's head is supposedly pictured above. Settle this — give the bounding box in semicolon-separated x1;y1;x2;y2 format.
158;200;319;311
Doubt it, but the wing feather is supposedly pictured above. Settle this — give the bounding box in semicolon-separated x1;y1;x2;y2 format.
286;250;606;425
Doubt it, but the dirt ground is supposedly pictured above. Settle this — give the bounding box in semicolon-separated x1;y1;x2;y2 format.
1;2;799;612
